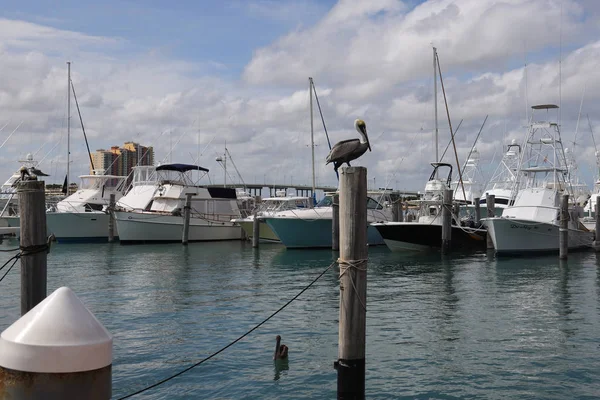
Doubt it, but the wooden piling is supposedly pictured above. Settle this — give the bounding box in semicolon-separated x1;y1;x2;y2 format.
486;194;495;250
441;189;452;254
336;166;367;400
332;193;339;251
252;211;260;248
18;180;47;316
398;200;404;222
108;194;115;243
182;193;192;245
474;197;480;225
559;194;568;260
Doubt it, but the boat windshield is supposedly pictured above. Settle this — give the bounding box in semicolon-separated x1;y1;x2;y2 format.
79;176;125;191
316;196;332;207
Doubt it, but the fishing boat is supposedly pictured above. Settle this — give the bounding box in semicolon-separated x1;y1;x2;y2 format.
477;139;522;216
372;163;487;252
263;189;396;248
114;163;243;243
232;190;312;243
451;147;484;205
482;105;594;255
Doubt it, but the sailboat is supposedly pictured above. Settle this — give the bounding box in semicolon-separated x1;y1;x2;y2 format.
373;47;487;252
482;105;594;255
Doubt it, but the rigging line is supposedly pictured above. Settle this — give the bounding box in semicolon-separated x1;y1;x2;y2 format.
439;119;463;162
587;114;598;154
0;121;23;151
436;52;466;203
558;0;563;126
311;79;332;151
70;81;95;172
116;261;335;400
462;115;488;171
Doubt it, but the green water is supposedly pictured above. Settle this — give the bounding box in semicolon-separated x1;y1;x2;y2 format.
0;239;599;399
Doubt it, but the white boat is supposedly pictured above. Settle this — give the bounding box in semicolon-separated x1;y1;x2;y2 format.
451;147;484;205
5;173;127;242
114;163;242;243
232;190;312;243
373;163;487;252
482;105;594;255
478;139;522;215
263;190;396;248
0;153;41;218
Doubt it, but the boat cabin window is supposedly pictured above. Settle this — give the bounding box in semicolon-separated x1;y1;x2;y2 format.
316;196;333;207
366;197;383;210
429;207;438;216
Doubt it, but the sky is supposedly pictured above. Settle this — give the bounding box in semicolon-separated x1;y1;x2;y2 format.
2;0;600;192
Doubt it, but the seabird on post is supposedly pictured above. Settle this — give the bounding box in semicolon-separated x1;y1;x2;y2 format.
325;119;371;173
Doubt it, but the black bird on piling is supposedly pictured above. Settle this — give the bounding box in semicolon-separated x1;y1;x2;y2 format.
325;119;371;174
274;335;288;360
30;167;49;177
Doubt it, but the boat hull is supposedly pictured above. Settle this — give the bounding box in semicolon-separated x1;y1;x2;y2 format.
115;211;242;243
238;220;281;243
265;217;384;249
2;213;115;243
483;217;594;255
373;222;487;252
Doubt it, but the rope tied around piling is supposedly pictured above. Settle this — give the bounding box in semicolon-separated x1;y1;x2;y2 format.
337;258;368;311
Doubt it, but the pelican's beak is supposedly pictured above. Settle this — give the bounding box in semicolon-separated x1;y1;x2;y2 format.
360;124;371;151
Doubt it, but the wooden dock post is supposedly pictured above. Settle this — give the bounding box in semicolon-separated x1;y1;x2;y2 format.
332;193;340;251
559;194;569;259
474;197;480;225
594;196;600;250
441;188;452;254
398;200;404;222
108;193;116;243
182;193;192;245
252;211;260;248
336;166;367;400
18;180;47;316
486;194;495;250
0;287;112;399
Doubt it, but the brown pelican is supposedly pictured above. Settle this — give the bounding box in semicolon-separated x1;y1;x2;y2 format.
325;119;371;173
274;335;288;360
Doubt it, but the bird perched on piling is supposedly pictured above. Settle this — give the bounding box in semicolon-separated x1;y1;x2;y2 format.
325;119;371;173
12;166;50;187
274;335;288;360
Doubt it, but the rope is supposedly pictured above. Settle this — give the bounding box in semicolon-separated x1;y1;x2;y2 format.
337;258;368;311
0;240;51;284
116;261;336;399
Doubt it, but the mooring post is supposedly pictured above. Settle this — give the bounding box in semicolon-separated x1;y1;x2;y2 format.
182;193;192;245
474;197;481;225
559;194;569;260
486;194;495;250
18;180;47;316
332;193;340;251
252;210;260;248
398;200;404;222
594;196;600;250
0;287;112;399
108;193;116;243
441;189;452;254
336;166;367;400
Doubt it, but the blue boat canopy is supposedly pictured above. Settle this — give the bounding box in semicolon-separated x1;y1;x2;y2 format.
156;163;209;173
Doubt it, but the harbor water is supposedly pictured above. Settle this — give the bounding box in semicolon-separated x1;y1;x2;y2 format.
0;239;599;399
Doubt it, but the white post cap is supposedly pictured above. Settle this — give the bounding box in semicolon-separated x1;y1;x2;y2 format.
0;286;112;373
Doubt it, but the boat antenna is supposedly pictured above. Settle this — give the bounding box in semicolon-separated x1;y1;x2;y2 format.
436;51;467;202
70;80;96;172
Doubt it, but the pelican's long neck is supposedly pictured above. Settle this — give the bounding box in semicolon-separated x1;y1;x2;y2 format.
357;128;368;144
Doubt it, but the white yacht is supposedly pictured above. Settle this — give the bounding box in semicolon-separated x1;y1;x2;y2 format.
263;190;396;248
582;151;600;230
232;190;312;243
4;172;126;242
114;163;242;243
482;105;594;255
0;153;41;219
478;139;521;216
373;163;487;252
451;147;484;205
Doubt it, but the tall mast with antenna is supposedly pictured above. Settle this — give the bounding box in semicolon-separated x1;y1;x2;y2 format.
67;61;71;194
433;47;439;163
309;77;315;195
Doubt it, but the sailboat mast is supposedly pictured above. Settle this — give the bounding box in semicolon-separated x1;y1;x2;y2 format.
433;47;439;164
67;61;71;194
309;77;315;195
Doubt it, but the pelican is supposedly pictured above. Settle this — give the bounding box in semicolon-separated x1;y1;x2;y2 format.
325;119;371;173
274;335;288;360
29;167;49;177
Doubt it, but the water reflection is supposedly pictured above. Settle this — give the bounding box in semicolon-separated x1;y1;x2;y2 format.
273;359;289;381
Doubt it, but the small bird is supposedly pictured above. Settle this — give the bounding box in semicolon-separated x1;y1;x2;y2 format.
274;335;288;360
325;119;371;173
